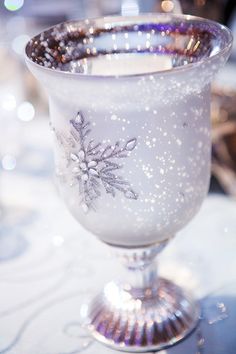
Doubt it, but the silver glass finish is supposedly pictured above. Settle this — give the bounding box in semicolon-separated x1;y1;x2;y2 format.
25;13;233;352
86;243;200;352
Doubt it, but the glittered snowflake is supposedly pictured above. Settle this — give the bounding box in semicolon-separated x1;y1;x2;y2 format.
55;112;138;213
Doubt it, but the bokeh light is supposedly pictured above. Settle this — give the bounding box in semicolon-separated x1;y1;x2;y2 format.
4;0;24;11
161;0;175;13
17;102;35;122
2;154;16;171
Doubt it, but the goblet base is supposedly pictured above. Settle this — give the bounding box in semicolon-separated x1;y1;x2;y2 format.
87;278;199;352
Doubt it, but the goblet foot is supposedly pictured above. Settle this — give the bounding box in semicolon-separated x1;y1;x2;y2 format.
87;278;199;352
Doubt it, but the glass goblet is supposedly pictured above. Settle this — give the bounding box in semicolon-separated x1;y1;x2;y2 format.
25;14;232;352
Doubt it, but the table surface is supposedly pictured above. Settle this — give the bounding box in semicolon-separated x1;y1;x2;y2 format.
1;97;236;353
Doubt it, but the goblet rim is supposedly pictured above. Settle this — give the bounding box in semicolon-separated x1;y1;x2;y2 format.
25;12;233;79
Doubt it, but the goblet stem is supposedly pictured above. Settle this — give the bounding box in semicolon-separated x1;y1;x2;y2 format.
87;242;200;352
113;242;168;295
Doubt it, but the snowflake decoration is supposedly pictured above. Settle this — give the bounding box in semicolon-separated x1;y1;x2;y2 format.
55;112;138;213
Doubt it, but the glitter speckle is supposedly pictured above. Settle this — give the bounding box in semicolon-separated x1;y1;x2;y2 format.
198;141;203;148
176;139;182;146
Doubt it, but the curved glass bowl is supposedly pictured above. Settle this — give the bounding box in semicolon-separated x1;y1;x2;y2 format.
25;13;232;352
25;14;232;248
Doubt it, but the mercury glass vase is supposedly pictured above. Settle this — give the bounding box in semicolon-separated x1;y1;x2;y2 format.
25;14;232;352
